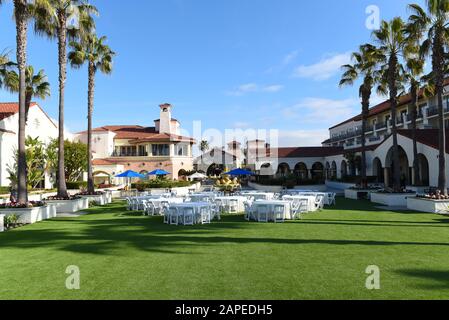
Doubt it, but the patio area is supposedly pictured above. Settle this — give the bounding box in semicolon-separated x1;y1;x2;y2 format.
1;199;449;300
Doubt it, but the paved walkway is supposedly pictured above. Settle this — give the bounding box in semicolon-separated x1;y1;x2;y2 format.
56;212;89;218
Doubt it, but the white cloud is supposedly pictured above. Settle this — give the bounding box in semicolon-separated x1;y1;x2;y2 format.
282;97;358;124
226;83;284;96
262;85;284;93
266;50;300;74
277;129;330;147
293;52;352;81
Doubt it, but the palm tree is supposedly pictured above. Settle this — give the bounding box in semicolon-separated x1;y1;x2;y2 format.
68;34;114;194
340;44;382;188
408;1;449;194
13;0;32;203
4;66;51;122
371;18;411;192
199;140;210;165
33;0;97;198
0;50;15;88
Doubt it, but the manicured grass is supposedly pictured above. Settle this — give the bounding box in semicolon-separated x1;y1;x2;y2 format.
1;198;449;300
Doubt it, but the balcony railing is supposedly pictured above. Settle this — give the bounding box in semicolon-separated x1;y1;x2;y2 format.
111;152;149;157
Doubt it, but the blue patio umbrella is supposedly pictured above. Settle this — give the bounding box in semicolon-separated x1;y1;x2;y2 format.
148;169;170;176
224;168;254;176
115;170;145;178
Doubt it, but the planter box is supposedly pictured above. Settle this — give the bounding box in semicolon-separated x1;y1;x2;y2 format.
79;194;108;206
0;214;4;232
0;205;56;224
345;189;381;200
371;192;416;207
407;197;449;214
45;198;89;213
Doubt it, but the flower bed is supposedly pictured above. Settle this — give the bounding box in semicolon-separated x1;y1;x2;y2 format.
0;204;56;225
407;197;449;214
371;192;416;207
77;192;108;206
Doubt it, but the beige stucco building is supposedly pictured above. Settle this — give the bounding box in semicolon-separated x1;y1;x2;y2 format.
74;104;196;182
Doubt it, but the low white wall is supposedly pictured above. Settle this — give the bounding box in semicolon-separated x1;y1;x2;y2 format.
248;182;327;193
407;197;449;214
80;194;109;206
45;198;89;213
326;181;355;190
0;205;57;224
371;192;415;207
149;182;201;196
0;213;4;232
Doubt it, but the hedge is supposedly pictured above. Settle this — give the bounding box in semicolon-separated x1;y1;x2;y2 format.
131;181;193;191
66;181;88;190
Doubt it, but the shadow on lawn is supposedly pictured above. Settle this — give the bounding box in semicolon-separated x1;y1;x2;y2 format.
395;269;449;290
1;201;449;256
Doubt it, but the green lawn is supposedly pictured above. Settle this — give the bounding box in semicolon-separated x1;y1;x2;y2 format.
1;198;449;300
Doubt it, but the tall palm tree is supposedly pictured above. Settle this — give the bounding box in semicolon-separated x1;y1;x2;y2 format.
371;18;410;192
34;0;97;198
4;66;51;122
68;34;114;194
13;0;31;203
408;1;449;194
340;44;382;188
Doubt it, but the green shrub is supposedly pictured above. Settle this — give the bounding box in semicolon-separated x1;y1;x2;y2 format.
131;180;193;190
66;181;88;190
0;187;10;195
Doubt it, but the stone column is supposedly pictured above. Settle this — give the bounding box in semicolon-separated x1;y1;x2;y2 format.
384;168;389;187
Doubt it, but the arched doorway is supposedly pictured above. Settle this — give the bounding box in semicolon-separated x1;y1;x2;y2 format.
311;162;324;182
207;164;224;177
277;163;291;177
341;160;348;178
372;157;384;183
294;162;308;180
178;169;188;181
385;146;410;187
417;154;430;186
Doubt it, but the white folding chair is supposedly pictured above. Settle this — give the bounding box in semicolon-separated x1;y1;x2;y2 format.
228;199;239;214
273;205;285;223
125;197;133;211
200;207;211;224
327;193;336;206
315;195;325;211
169;207;180;225
183;207;194;226
244;202;253;221
257;205;269;223
162;205;170;224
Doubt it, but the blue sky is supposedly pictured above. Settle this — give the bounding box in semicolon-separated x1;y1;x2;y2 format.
0;0;424;148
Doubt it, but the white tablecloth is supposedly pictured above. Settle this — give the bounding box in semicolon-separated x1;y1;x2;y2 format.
214;196;247;212
250;200;292;221
170;202;215;222
241;192;275;201
282;195;317;212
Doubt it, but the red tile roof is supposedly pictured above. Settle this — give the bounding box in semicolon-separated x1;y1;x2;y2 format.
92;159;119;166
397;129;449;154
77;125;195;143
330;78;449;130
0;102;38;121
272;146;344;158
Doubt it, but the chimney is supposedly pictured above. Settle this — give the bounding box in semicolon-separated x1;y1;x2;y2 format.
158;103;172;134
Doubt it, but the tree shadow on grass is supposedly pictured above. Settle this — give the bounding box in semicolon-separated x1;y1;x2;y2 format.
395;269;449;290
2;201;449;256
